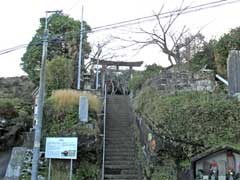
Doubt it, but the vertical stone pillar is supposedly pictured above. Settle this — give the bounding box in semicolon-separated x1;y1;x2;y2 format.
5;147;27;179
129;66;133;80
227;50;240;96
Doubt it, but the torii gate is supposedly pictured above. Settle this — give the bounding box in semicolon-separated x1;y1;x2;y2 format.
91;58;143;93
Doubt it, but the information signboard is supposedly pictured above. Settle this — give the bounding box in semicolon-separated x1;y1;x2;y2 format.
45;137;78;159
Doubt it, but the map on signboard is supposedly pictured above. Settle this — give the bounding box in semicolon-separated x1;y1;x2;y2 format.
45;137;78;159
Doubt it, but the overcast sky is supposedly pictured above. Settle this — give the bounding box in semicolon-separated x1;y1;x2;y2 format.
1;0;240;77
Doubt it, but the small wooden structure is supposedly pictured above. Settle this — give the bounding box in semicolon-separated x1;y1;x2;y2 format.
91;58;143;93
191;146;240;180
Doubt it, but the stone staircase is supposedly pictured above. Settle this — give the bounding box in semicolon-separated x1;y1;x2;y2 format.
104;95;139;180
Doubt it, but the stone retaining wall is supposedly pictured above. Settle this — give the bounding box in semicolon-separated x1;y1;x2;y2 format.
145;69;216;94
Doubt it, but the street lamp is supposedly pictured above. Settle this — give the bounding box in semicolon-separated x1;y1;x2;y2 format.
31;10;62;180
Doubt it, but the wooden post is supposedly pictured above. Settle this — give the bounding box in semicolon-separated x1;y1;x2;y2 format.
227;50;240;96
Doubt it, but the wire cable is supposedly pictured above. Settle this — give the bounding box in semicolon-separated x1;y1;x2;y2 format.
0;0;240;56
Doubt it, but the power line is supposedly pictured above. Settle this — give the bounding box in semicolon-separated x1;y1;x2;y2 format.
90;0;240;33
45;0;240;36
66;0;81;12
0;0;82;56
0;0;239;56
89;0;233;32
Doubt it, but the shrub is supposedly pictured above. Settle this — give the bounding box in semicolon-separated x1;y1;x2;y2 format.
46;56;73;95
134;87;240;167
129;64;162;93
0;98;19;119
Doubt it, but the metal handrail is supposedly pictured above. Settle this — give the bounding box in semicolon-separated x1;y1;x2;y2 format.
101;84;107;180
216;74;229;86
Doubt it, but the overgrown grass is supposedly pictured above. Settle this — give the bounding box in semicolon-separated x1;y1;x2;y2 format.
49;89;101;113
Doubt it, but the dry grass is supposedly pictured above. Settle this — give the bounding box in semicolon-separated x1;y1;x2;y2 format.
50;89;101;113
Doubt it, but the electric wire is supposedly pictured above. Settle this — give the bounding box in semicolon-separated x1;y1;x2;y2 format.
89;0;237;32
0;0;239;56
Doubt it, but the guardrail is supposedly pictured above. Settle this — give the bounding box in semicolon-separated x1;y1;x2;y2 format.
101;84;107;180
216;74;229;86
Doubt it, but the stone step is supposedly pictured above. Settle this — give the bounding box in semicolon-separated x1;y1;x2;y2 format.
104;167;138;175
106;123;130;126
106;129;131;132
107;117;130;119
105;137;134;141
106;124;131;126
105;156;135;160
105;150;135;156
105;150;135;155
106;139;134;145
106;127;132;129
106;129;133;133
104;174;138;180
105;145;135;150
105;160;136;166
106;144;135;148
104;96;139;180
105;153;135;158
104;164;136;169
106;132;133;135
107;119;132;121
105;156;135;161
106;147;135;151
105;135;133;139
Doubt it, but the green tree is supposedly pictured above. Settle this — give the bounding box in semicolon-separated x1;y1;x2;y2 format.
21;14;91;85
215;27;240;76
45;56;73;95
190;40;216;71
129;64;163;93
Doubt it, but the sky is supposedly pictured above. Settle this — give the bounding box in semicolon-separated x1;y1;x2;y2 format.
1;0;240;77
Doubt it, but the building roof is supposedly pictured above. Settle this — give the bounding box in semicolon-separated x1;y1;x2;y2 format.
191;145;240;163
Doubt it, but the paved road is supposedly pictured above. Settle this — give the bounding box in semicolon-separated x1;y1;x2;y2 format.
0;149;11;179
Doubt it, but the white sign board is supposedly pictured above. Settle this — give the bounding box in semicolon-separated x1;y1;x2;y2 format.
45;137;78;159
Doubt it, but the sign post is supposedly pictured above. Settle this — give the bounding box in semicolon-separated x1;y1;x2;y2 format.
70;159;73;180
45;137;78;180
48;159;51;180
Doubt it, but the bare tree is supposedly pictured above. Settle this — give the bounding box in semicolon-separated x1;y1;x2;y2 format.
115;1;203;67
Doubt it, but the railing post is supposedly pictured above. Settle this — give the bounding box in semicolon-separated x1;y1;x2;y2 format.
101;84;107;180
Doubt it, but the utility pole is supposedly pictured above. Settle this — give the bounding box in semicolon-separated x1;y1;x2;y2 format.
95;58;99;90
31;10;62;180
77;5;84;90
95;44;101;90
